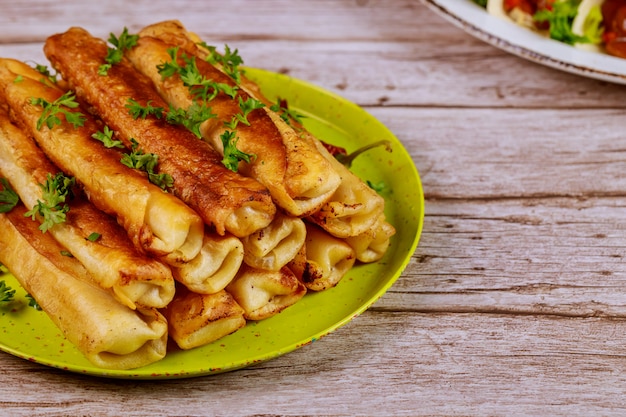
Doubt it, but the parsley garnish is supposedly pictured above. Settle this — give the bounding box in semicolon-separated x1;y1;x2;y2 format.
33;63;58;85
366;180;386;192
200;43;244;83
121;139;173;190
30;91;86;130
98;27;139;75
26;294;42;310
86;232;101;242
234;97;265;126
0;178;19;213
220;130;255;172
25;173;75;232
125;98;165;120
166;102;216;138
92;125;124;148
270;98;306;126
0;281;15;303
157;48;239;102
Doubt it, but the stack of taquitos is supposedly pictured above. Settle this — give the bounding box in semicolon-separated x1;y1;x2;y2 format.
0;20;395;368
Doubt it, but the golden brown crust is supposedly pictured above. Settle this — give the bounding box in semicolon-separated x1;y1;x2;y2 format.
226;264;307;320
44;27;276;236
163;287;246;350
0;204;168;370
0;58;205;262
129;22;342;217
0;105;176;309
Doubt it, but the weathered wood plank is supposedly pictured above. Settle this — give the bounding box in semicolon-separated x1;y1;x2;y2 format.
2;312;626;416
2;2;626;109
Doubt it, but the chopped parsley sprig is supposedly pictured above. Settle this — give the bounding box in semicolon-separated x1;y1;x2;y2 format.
220;130;255;171
0;178;19;213
126;98;164;120
270;98;306;127
31;91;87;131
199;43;244;83
25;172;76;233
0;281;15;303
121;139;173;190
166;102;216;138
98;27;139;75
157;47;239;102
92;125;124;148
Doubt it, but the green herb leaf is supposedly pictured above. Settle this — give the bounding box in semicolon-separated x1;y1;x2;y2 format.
166;102;216;138
125;98;165;120
31;91;86;130
269;98;306;126
26;294;42;311
24;172;75;232
0;281;15;303
158;47;239;103
0;178;19;213
121;139;173;190
366;180;386;192
200;43;244;83
233;97;265;127
86;232;101;242
220;130;255;172
98;27;139;75
92;125;125;148
33;63;58;85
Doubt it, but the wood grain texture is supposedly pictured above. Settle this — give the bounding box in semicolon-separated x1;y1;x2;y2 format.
2;0;626;415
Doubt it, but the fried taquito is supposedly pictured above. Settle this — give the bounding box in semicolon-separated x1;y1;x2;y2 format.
0;58;204;265
127;21;342;217
163;287;246;350
344;214;395;263
171;231;244;294
226;264;306;321
0;204;168;370
241;212;307;271
0;106;175;309
44;27;276;237
288;223;356;291
306;134;386;238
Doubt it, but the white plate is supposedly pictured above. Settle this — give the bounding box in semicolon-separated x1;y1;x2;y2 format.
421;0;626;84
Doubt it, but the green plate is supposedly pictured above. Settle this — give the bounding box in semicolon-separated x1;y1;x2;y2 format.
0;68;424;379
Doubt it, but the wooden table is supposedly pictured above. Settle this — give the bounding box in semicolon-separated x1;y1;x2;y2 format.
3;0;626;415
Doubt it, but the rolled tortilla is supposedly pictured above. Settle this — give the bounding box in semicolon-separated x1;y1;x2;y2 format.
129;21;342;217
0;204;168;370
289;223;356;291
306;133;386;238
163;287;246;350
0;105;175;309
44;27;276;237
344;214;396;263
241;212;306;271
0;58;204;264
226;265;306;320
171;232;244;294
